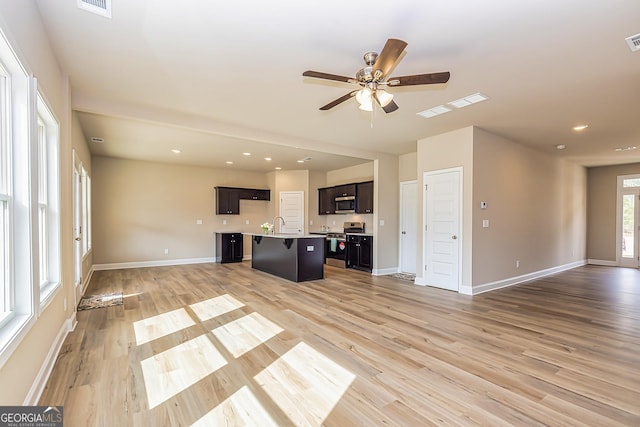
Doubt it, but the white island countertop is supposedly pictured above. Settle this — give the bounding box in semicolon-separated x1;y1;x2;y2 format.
247;233;325;239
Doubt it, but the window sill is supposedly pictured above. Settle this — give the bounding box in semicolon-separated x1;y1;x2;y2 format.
39;280;61;312
0;312;35;370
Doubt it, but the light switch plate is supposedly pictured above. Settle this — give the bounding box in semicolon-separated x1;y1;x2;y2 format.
196;219;203;225
482;219;489;228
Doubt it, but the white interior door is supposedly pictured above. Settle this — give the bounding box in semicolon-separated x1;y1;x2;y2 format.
73;162;82;304
400;181;417;274
423;168;461;292
618;175;640;267
279;191;304;234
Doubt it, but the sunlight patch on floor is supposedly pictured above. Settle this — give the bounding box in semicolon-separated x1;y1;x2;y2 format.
254;342;355;426
191;385;279;427
190;294;245;322
141;334;227;409
133;307;196;345
212;312;283;358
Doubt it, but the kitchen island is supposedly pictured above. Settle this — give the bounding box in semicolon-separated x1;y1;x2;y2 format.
250;234;324;282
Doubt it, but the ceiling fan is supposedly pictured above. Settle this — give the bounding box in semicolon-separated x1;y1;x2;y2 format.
303;38;450;113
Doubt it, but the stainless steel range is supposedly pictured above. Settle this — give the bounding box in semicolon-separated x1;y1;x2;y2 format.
325;221;365;267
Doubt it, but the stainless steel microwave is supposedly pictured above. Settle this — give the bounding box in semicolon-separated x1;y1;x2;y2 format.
335;195;355;213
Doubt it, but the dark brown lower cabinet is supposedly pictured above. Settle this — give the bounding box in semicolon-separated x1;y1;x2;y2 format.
346;235;373;272
216;232;243;263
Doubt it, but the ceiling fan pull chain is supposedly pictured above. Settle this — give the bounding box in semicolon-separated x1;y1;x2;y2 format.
370;99;375;129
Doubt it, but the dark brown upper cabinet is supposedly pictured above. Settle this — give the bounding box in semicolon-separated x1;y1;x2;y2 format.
215;186;270;215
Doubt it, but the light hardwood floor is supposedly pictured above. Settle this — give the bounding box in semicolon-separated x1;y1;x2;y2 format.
39;263;640;426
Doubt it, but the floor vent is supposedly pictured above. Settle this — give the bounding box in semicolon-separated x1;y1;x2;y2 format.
77;0;112;18
626;34;640;52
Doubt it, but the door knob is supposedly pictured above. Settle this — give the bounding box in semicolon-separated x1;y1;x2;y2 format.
452;235;457;240
401;231;406;234
75;237;81;241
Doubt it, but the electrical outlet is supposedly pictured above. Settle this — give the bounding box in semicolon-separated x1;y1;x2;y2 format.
245;220;249;225
196;219;203;225
309;220;313;226
164;248;169;255
516;260;520;268
223;220;227;225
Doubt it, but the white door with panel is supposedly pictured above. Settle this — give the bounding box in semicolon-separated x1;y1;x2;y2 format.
73;158;82;306
423;168;461;292
400;181;417;274
279;191;304;234
618;174;640;268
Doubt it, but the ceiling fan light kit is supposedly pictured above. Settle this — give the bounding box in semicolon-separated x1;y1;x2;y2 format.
303;38;450;115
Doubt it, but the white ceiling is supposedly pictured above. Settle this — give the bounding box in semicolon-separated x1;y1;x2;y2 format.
35;0;640;172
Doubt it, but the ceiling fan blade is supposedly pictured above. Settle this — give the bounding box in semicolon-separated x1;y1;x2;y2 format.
388;72;450;86
319;91;357;110
303;70;354;83
374;94;399;114
373;38;408;80
381;100;399;113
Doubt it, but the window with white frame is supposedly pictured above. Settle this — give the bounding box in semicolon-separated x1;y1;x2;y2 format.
0;26;32;341
1;26;61;363
36;94;60;303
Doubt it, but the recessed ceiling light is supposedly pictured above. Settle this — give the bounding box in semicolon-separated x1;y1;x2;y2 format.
242;152;251;156
448;92;489;109
572;124;589;131
171;149;181;154
555;144;566;150
264;157;272;161
417;105;451;118
225;161;233;164
90;137;104;143
275;167;282;170
297;160;305;163
615;146;637;152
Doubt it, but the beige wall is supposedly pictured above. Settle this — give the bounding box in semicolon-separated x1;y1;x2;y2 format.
399;152;417;182
417;126;587;291
92;157;271;264
267;170;309;233
308;170;326;230
417;127;475;287
0;0;74;404
373;155;399;272
324;162;375;232
472;128;586;286
587;162;640;262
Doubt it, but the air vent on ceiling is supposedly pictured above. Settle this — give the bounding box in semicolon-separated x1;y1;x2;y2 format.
625;33;640;52
90;137;104;143
77;0;112;18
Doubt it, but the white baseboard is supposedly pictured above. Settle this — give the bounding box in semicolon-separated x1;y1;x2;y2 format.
587;259;617;266
471;259;587;295
93;257;216;271
23;313;77;405
372;267;398;276
82;266;95;293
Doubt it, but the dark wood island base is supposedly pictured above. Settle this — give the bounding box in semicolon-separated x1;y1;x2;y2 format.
251;234;324;282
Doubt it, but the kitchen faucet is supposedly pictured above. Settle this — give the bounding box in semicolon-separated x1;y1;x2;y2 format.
273;216;286;234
